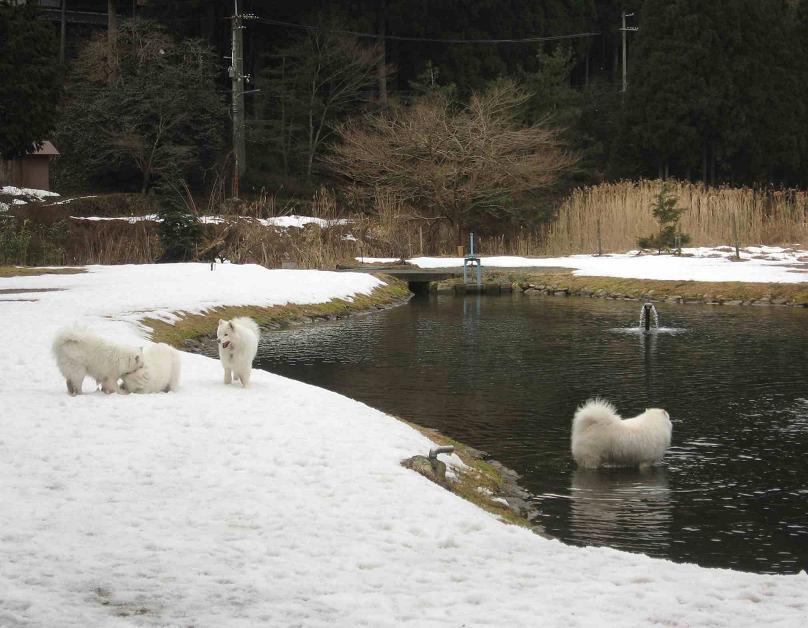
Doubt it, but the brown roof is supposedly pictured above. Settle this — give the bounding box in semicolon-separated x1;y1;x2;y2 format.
30;141;60;157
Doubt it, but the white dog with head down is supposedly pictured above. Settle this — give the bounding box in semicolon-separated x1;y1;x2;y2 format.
571;399;672;469
217;317;259;387
52;328;143;395
120;343;181;394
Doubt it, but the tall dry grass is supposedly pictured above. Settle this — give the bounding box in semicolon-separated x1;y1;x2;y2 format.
542;180;808;255
18;179;807;268
65;220;160;264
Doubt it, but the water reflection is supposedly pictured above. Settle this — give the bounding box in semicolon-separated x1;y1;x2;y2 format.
568;468;671;554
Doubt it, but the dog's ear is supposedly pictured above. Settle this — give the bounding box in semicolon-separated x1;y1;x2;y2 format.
228;321;235;330
218;319;225;325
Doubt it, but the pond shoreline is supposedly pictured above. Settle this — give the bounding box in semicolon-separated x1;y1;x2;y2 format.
435;270;808;307
151;278;542;532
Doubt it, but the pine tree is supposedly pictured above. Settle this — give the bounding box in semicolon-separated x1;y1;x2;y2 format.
637;183;690;253
0;4;61;160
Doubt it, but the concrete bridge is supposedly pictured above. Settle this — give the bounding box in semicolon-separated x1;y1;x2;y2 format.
337;266;464;293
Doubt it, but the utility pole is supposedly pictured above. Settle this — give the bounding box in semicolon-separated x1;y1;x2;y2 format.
620;10;638;93
231;0;246;194
59;0;67;65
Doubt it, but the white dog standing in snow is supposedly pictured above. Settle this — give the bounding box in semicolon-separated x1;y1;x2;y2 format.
217;317;259;387
52;328;143;395
120;343;181;394
571;399;672;468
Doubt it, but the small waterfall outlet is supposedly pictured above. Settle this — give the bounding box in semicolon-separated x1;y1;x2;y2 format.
639;303;659;331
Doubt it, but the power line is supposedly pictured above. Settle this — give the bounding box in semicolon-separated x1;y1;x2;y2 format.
251;16;600;45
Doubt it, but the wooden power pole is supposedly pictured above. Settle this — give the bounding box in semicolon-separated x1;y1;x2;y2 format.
231;0;246;193
620;10;638;93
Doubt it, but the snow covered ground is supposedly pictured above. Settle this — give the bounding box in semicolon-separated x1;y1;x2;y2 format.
69;214;348;229
1;264;805;627
0;185;60;201
359;246;808;284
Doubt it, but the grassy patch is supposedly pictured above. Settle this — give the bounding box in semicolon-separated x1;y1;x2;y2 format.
455;268;808;305
0;266;85;278
403;421;532;528
142;275;411;346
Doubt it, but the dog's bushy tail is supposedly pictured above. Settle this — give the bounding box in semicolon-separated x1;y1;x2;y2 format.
232;316;260;338
573;398;621;431
52;326;87;354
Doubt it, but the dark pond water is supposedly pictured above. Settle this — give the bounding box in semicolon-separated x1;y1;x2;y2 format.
254;294;808;574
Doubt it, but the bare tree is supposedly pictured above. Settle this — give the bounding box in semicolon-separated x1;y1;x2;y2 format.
325;81;577;242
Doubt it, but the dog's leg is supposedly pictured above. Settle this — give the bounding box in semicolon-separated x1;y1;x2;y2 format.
66;379;78;395
224;368;232;385
101;377;118;394
240;370;250;388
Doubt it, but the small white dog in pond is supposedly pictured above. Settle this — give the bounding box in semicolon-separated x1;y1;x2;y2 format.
217;317;259;387
120;343;181;394
52;328;143;395
571;399;672;468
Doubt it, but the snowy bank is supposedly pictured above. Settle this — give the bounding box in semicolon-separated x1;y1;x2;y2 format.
1;264;806;627
359;245;808;284
68;214;349;229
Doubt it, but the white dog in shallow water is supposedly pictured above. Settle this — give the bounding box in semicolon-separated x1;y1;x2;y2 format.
52;328;143;395
217;317;259;387
120;343;181;394
571;399;672;468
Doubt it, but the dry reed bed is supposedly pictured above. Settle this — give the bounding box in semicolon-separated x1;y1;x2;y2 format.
543;180;808;255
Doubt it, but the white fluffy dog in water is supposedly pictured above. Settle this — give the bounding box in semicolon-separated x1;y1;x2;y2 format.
120;343;181;394
52;328;143;395
571;399;672;468
217;317;259;387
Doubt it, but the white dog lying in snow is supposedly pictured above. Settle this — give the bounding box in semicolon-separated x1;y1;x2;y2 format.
217;317;259;387
52;328;143;395
120;343;181;394
571;399;672;468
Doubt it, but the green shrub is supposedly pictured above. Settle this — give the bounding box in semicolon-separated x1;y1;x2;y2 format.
157;206;202;262
0;217;31;264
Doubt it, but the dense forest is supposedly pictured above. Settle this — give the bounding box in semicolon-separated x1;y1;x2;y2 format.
96;0;808;189
4;0;808;219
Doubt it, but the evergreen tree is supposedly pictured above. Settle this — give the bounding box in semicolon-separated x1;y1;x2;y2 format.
622;0;716;180
0;3;61;160
56;20;226;193
638;183;690;252
623;0;800;185
797;0;808;186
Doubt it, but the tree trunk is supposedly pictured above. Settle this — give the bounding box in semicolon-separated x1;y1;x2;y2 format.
701;142;708;186
584;49;589;86
376;0;387;106
107;0;117;83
